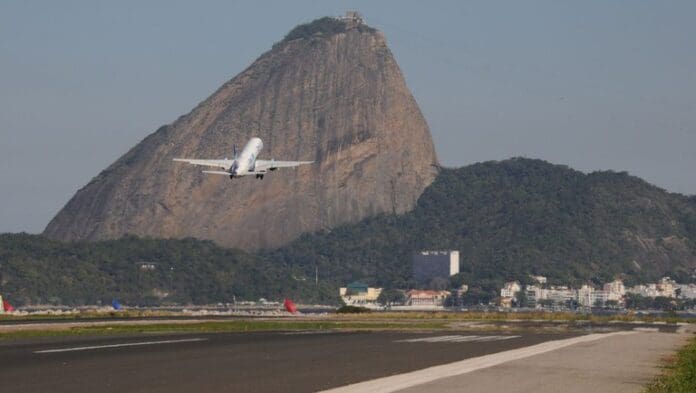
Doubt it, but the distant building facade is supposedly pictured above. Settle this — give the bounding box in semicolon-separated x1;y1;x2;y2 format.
339;281;382;307
627;277;678;299
405;290;450;307
603;280;626;297
413;250;459;286
530;275;547;285
545;286;575;305
500;281;522;308
677;284;696;299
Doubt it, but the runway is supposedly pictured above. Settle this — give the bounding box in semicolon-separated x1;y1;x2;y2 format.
0;330;576;393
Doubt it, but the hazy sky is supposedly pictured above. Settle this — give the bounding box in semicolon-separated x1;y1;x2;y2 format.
1;1;695;233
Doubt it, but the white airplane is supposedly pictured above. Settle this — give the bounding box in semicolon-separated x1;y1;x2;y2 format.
173;137;313;179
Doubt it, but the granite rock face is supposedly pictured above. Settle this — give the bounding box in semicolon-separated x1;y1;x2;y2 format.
44;18;439;250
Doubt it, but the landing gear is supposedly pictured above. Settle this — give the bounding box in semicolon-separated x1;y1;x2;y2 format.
255;174;264;180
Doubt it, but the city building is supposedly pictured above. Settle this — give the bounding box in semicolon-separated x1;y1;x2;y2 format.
657;277;678;297
496;276;695;309
500;281;521;299
524;285;575;308
578;285;613;307
530;275;547;285
412;251;459;286
500;281;522;308
405;290;450;307
627;277;679;299
627;284;660;298
677;284;696;299
546;286;575;305
603;280;625;297
525;285;544;307
339;281;382;307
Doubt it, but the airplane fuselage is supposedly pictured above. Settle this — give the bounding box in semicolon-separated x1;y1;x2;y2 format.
231;137;263;177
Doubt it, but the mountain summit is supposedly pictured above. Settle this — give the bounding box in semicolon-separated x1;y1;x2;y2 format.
44;15;439;250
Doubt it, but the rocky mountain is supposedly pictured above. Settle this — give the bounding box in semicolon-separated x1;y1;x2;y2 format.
44;17;438;250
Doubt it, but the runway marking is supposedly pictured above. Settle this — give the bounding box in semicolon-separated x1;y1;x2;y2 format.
320;331;636;393
397;335;520;343
34;338;207;354
282;331;340;335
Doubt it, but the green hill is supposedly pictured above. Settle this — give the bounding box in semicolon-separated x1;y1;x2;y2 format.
0;234;331;306
2;158;695;305
266;158;696;299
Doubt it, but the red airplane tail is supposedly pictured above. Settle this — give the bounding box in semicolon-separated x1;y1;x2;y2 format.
3;299;14;312
283;298;298;314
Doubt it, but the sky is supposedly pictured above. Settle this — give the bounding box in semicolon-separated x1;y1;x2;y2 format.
1;0;695;233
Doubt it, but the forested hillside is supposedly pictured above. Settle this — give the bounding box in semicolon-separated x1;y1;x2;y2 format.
3;159;695;305
0;234;332;306
267;158;696;301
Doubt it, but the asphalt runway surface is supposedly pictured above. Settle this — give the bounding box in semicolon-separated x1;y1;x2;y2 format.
0;330;579;393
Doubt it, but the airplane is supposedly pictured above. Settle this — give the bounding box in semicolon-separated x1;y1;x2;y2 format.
173;137;313;179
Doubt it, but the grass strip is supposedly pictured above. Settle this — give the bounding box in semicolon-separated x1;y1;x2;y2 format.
0;319;449;341
2;310;693;325
644;335;696;393
332;311;694;324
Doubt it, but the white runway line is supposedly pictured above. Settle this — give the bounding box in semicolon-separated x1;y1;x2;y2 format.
320;331;636;393
34;338;208;354
397;335;521;343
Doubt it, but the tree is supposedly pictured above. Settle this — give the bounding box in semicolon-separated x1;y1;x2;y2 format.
377;289;405;307
449;273;467;289
444;291;462;307
565;299;579;310
461;286;494;306
653;296;676;311
428;277;450;290
538;299;555;308
625;293;652;310
514;290;528;308
605;300;619;309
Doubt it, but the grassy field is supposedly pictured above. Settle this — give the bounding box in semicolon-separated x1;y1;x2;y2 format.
1;309;692;341
332;310;694;324
2;309;693;323
0;310;186;321
0;318;451;341
644;335;696;393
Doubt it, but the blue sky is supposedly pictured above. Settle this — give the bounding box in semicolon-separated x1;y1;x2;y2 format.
1;1;695;233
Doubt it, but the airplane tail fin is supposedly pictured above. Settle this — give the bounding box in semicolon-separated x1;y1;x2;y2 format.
3;299;14;313
284;298;298;314
233;145;238;160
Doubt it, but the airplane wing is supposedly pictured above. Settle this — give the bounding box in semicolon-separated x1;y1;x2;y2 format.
173;158;233;170
202;170;232;176
255;159;314;171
